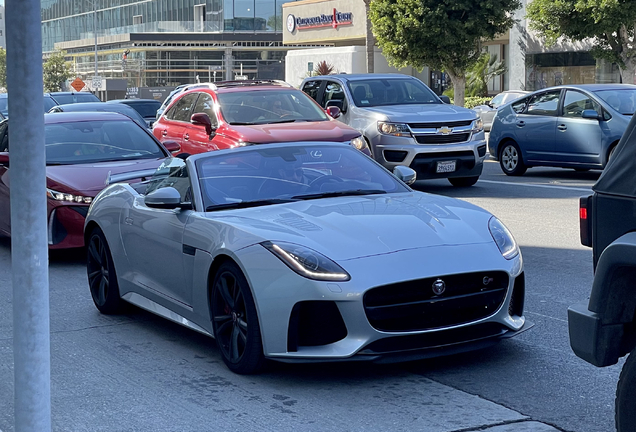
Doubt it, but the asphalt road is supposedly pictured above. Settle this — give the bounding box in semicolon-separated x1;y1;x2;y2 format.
0;159;618;432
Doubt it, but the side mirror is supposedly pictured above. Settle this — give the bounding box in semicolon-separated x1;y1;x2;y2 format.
582;109;601;120
145;187;184;210
486;100;493;108
393;165;416;185
326;99;346;113
326;106;341;119
439;95;452;104
191;113;218;136
162;140;181;153
0;152;8;166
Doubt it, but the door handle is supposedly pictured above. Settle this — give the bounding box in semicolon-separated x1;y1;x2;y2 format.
161;130;167;137
184;133;190;141
557;124;567;131
516;120;525;127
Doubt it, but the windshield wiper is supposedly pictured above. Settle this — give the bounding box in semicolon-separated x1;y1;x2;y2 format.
292;190;387;200
205;198;298;212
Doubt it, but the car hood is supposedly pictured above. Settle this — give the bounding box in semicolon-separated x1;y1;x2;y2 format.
227;120;360;143
363;104;477;123
46;158;166;196
207;192;496;261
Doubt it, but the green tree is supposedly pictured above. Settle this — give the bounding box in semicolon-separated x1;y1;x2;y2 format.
43;50;73;92
369;0;520;107
267;15;282;31
467;53;507;97
0;48;6;89
527;0;636;84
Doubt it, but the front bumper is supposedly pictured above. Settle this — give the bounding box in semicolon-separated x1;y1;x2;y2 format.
236;242;526;362
370;132;487;180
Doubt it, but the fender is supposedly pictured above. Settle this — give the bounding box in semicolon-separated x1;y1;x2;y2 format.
569;232;636;366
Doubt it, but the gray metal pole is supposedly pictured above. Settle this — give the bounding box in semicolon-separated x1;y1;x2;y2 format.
94;0;98;77
6;0;51;430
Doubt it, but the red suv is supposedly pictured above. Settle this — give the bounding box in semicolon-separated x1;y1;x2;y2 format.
152;80;370;155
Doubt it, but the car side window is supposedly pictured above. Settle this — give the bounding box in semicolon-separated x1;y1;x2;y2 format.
168;93;199;122
145;158;192;204
562;90;601;118
302;80;322;102
526;91;561;116
511;97;528;114
323;81;347;109
192;92;217;124
0;121;8;152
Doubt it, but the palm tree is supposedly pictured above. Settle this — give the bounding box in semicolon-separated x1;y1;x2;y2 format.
467;53;507;97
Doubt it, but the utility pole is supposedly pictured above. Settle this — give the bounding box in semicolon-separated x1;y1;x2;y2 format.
6;0;51;430
94;0;98;78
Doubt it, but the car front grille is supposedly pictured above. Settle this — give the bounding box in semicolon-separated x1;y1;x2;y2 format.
363;271;509;332
408;120;473;129
415;133;471;144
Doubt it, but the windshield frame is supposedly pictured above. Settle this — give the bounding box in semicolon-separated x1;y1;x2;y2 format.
347;78;441;108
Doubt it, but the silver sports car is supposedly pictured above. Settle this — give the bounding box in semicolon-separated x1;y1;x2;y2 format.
85;141;528;374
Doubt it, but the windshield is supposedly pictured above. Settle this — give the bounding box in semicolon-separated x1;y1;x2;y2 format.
347;78;439;107
196;145;409;209
0;96;58;117
51;93;101;104
217;89;329;125
57;104;148;127
127;101;161;118
44;120;164;165
594;89;636;115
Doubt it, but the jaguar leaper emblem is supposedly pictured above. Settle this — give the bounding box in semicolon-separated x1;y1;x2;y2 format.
432;278;446;295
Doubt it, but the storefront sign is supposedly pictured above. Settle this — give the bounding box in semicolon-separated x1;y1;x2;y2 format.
287;9;353;32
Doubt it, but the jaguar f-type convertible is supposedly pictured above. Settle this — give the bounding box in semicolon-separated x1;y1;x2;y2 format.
85;141;528;374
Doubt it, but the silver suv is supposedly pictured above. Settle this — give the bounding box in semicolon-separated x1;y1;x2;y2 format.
301;74;487;187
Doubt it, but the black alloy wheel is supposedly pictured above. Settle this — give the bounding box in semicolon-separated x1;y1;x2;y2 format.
499;141;527;176
87;227;124;314
448;176;479;187
211;261;265;374
616;348;636;431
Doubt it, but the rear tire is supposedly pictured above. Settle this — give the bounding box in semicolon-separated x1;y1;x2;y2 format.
616;349;636;432
86;227;125;314
448;176;479;187
211;261;265;374
499;141;527;176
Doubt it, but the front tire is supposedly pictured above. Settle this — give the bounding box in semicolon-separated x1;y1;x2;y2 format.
616;349;636;431
87;227;124;314
448;176;479;187
211;261;265;374
500;141;527;176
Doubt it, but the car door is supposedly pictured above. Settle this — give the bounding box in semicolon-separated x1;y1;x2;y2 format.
556;90;604;165
120;159;194;306
156;92;199;152
516;90;561;162
0;120;10;235
184;92;226;153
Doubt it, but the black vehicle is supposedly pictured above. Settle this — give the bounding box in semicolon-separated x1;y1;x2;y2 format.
570;113;636;432
48;102;149;129
0;93;59;117
48;91;101;105
107;99;162;128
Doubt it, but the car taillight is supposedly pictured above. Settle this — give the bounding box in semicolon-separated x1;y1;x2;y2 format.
580;195;592;247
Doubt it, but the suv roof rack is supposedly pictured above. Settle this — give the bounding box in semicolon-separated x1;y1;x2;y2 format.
183;82;218;92
214;79;293;88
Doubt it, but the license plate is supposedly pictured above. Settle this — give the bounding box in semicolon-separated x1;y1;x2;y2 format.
436;160;457;173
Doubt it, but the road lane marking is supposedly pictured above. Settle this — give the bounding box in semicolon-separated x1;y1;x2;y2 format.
526;311;568;323
478;179;592;193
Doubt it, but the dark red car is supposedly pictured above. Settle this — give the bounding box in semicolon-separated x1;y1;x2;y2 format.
0;112;178;249
152;80;370;155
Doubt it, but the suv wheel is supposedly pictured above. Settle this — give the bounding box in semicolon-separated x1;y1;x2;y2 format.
448;176;479;187
500;141;527;176
616;348;636;431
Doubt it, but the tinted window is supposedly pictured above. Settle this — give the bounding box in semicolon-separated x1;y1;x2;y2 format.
51;93;101;104
302;80;322;102
348;78;438;107
0;96;58;117
192;93;217;122
594;89;636;115
168;93;199;122
526;91;560;116
126;101;161;118
562;90;601;118
44;96;58;112
490;93;506;107
217;89;328;125
44;120;164;165
0;120;8;152
511;98;528;114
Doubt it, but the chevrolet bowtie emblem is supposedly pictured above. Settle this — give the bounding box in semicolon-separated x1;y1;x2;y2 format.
437;126;453;135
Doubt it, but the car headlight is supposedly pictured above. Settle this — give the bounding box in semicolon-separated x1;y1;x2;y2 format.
488;216;519;259
350;136;369;152
377;122;412;137
472;118;484;132
46;188;92;204
262;241;350;281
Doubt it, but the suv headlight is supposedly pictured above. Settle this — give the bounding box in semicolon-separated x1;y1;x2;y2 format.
472;118;484;132
377;122;412;137
488;216;519;259
47;188;92;204
350;136;370;153
262;241;350;281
